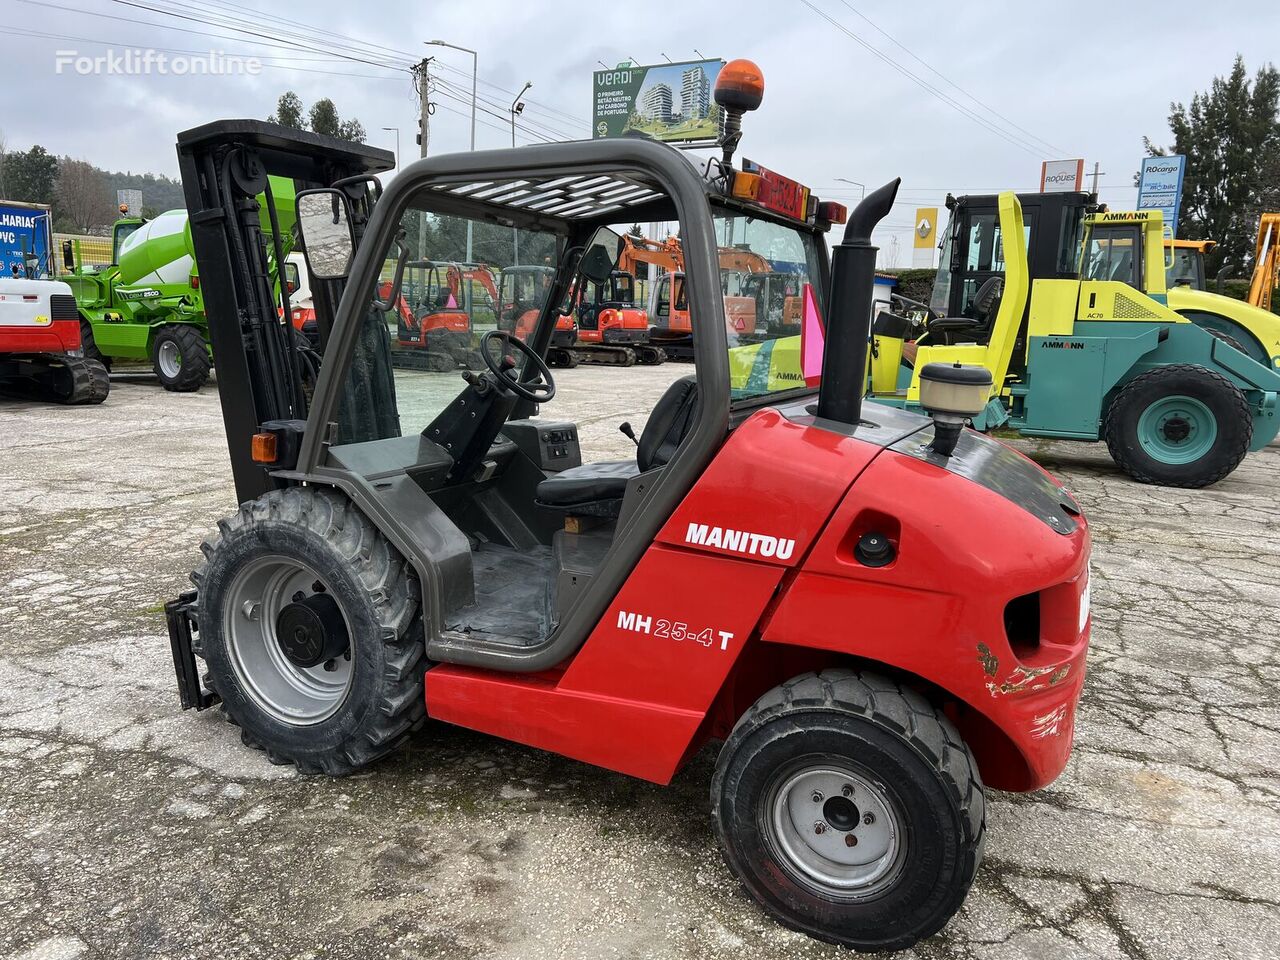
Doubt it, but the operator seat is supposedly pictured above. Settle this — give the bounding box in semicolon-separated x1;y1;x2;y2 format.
535;376;698;518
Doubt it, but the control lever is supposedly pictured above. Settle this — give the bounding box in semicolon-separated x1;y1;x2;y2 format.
619;422;638;446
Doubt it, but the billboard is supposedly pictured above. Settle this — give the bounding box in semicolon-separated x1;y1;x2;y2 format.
1136;155;1186;236
912;207;938;268
0;202;53;278
593;59;724;142
1040;159;1084;193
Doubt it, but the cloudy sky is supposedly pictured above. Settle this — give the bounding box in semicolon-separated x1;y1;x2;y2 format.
3;0;1276;260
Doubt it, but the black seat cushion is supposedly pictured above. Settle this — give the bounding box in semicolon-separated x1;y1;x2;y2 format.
638;376;697;472
535;460;638;515
536;376;698;515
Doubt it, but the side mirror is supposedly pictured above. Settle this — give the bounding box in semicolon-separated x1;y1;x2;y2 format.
1163;224;1175;271
577;226;623;285
62;240;74;273
296;189;355;279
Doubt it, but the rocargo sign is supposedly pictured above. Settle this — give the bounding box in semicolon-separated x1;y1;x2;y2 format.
1136;154;1186;235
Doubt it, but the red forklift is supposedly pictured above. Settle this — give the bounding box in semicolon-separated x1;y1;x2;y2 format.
168;65;1091;952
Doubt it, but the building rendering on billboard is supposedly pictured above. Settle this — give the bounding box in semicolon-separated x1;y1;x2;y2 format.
593;59;725;142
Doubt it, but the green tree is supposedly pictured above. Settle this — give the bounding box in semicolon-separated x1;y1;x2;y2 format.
1145;56;1280;274
308;98;341;138
53;158;114;232
338;118;367;144
270;90;305;129
4;145;58;204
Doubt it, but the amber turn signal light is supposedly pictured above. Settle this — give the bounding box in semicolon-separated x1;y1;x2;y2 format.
251;431;278;464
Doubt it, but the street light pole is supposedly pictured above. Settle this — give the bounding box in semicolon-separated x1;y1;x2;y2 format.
510;81;532;265
835;177;866;201
427;40;478;262
380;126;400;168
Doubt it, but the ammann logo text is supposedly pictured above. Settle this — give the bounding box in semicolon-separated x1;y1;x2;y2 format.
685;523;796;560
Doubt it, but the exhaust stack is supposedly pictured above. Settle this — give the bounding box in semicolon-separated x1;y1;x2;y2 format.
816;177;901;426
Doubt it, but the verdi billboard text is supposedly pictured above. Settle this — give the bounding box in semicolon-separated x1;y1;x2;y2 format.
593;59;725;143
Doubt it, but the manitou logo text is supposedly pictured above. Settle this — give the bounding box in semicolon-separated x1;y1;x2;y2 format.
685;523;796;560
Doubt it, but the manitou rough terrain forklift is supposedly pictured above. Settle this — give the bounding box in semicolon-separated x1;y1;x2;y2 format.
869;193;1280;487
166;64;1091;952
0;276;109;404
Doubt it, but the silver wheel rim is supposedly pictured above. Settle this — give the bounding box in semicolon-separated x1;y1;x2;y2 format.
157;339;182;379
765;762;905;900
224;555;353;724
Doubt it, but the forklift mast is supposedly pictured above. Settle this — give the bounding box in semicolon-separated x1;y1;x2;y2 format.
175;121;394;502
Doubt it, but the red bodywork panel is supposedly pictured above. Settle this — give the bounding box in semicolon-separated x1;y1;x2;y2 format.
426;409;1090;791
1;318;80;354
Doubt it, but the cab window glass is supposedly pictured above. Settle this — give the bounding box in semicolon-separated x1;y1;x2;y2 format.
335;204;557;444
715;211;824;401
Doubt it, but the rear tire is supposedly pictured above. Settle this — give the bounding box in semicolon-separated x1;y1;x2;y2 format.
1104;364;1252;487
712;670;985;953
79;319;111;370
152;324;210;392
192;487;427;775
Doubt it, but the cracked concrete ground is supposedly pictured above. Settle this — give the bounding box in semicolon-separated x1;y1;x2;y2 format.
1;365;1278;960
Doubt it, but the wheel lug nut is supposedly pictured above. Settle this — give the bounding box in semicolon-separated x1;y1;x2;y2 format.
813;821;827;835
292;590;305;602
811;791;823;803
842;784;853;797
863;812;875;825
845;834;858;847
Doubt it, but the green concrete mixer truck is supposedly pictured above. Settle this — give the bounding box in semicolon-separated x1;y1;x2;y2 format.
62;178;297;391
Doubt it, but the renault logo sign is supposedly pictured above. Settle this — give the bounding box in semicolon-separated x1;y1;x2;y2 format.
916;216;933;239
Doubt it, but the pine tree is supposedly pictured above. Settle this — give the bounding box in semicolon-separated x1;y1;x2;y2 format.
1146;56;1280;274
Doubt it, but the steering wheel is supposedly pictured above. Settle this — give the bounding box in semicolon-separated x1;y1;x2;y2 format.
479;330;556;403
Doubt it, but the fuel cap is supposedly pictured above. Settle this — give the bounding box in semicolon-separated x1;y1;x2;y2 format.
854;532;895;568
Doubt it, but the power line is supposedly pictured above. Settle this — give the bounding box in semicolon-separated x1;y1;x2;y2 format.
831;0;1067;157
20;0;409;67
103;0;414;71
795;0;1056;158
12;26;409;80
433;76;577;143
430;59;588;134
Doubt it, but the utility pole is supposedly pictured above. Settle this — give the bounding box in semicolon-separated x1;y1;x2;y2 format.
1090;161;1105;195
415;57;433;159
427;41;478;262
415;57;432;258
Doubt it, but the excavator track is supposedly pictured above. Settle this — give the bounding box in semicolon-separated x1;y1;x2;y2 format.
0;355;110;405
547;347;581;368
391;347;461;372
569;345;638;367
650;335;695;362
635;345;667;365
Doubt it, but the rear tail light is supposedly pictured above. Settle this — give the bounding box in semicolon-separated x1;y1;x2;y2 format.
190;276;200;289
818;201;848;225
